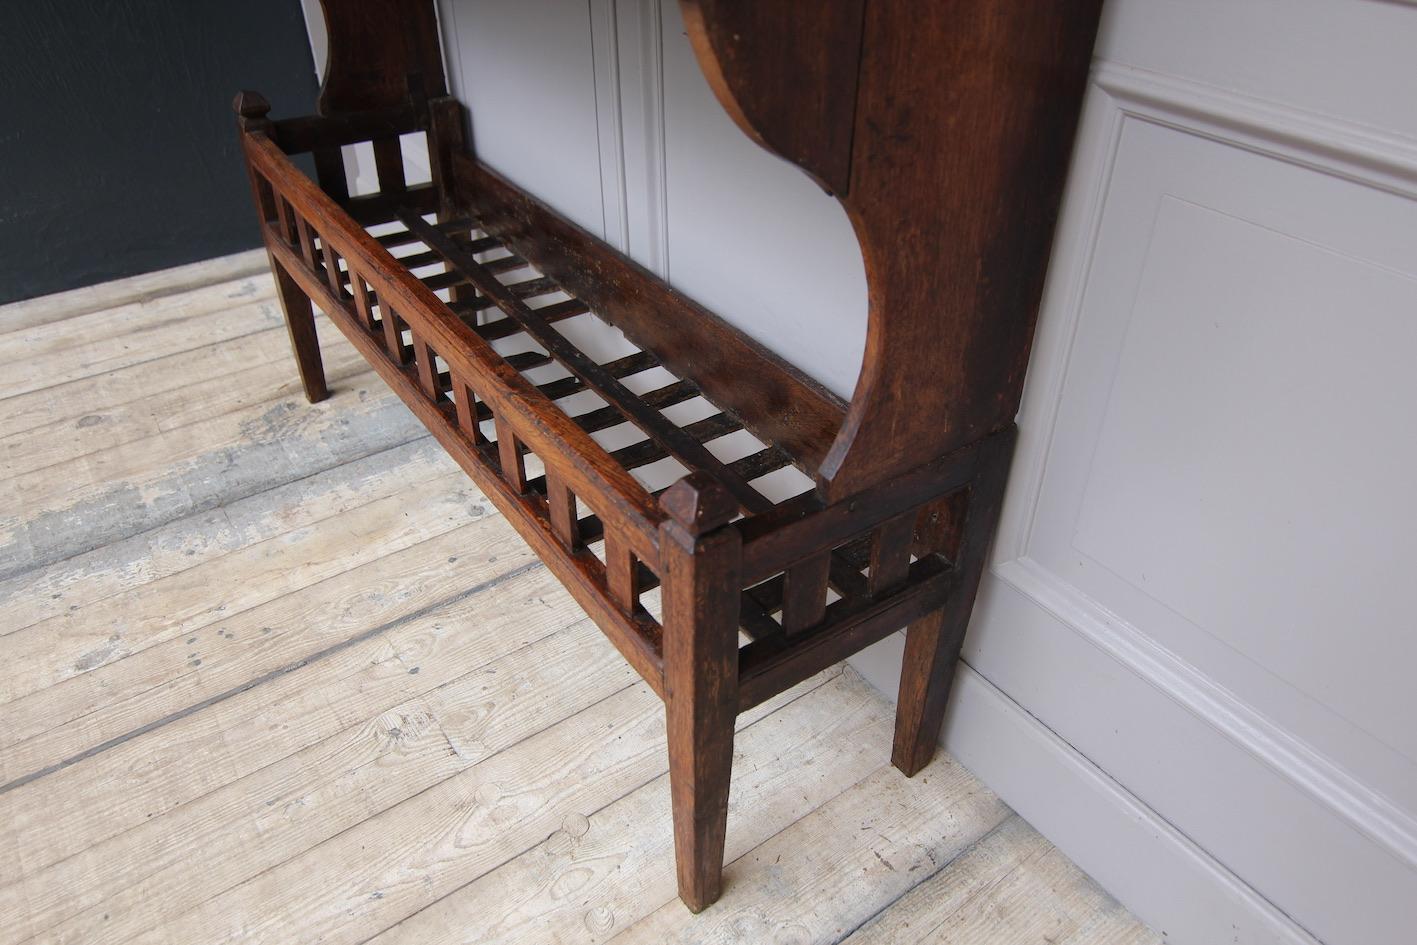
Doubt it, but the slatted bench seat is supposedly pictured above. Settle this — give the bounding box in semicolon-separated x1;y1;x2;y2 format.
234;0;1100;912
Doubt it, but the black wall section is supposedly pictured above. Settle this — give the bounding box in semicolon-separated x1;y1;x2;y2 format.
0;1;320;305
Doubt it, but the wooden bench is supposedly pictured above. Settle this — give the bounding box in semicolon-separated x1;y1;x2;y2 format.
233;0;1101;912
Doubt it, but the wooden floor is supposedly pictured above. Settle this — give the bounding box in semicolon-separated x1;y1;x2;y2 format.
0;255;1161;945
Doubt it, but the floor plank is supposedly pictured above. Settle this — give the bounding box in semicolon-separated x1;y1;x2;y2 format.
0;366;423;580
0;437;454;636
606;759;1012;945
0;248;268;333
0;320;300;441
0;258;1159;945
0;331;369;481
0;293;283;401
5;618;637;945
0;476;508;782
0;466;475;710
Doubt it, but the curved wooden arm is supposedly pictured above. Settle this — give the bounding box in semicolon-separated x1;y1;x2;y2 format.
681;0;1103;500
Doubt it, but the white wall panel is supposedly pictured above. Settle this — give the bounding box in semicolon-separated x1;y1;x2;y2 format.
655;2;866;400
440;0;606;238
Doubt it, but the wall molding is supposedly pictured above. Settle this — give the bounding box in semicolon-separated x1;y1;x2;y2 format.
997;557;1417;872
998;59;1417;874
585;0;671;278
1093;61;1417;199
589;0;630;252
849;644;1323;945
633;0;670;278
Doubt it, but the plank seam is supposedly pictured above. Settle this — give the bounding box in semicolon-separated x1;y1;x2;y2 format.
350;664;850;945
0;559;543;795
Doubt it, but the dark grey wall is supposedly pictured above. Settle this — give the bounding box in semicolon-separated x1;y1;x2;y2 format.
0;1;320;305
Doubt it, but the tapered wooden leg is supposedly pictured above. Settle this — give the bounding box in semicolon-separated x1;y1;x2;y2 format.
665;663;736;912
270;254;329;403
892;607;969;776
892;428;1015;776
659;474;741;912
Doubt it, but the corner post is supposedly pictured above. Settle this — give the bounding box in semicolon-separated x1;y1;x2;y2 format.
891;426;1017;776
658;472;742;912
233;91;328;404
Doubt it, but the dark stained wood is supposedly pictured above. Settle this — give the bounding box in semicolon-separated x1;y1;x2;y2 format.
341;184;439;226
680;0;1103;500
400;211;773;513
315;0;445;115
659;474;741;912
427;96;466;219
780;552;830;634
268;255;327;404
312;147;350;204
737;436;985;585
235;0;1099;912
891;428;1016;777
679;0;865;196
868;513;915;597
262;229;669;696
371;137;407;194
271;103;424;154
546;471;579;550
738;557;955;712
453;157;847;477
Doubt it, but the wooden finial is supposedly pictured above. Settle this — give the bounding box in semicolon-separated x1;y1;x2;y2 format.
232;90;271;120
660;473;738;536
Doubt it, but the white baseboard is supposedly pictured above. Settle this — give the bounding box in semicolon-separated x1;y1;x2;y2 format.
849;637;1321;945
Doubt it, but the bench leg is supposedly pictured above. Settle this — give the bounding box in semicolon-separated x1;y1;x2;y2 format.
891;607;968;776
270;254;329;403
666;663;736;912
891;429;1015;776
659;475;741;912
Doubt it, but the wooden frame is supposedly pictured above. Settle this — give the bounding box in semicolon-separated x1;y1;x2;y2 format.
233;0;1101;912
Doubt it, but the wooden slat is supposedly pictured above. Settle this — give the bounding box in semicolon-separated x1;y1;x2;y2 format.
738;557;955;710
293;216;319;271
547;471;579;550
608;413;741;471
737;435;985;585
270;103;423;154
262;231;668;684
311;146;350;203
456;157;847;475
372;136;407;194
372;219;477;251
781;551;831;634
468;298;587;340
397;249;524;275
564;380;698;436
727;446;793;482
869;512;915;596
412;335;438;397
536;350;658;402
605;528;639;611
403;211;776;514
320;240;345;298
379;304;408;363
493;416;526;493
349;272;376;332
342;184;438;226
